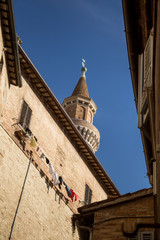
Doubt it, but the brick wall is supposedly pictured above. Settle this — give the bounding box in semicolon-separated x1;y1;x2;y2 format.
0;72;108;239
2;74;107;202
93;194;154;240
0;126;79;240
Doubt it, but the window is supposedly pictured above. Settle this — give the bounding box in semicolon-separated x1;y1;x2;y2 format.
19;100;32;129
88;111;92;123
84;184;92;205
137;29;153;128
78;106;85;120
140;232;154;240
128;231;154;240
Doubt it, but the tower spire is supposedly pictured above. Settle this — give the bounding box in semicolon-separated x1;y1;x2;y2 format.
62;60;100;152
72;60;89;98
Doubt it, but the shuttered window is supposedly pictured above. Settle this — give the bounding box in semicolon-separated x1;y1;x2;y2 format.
128;232;154;240
19;101;32;129
140;232;154;240
84;184;92;205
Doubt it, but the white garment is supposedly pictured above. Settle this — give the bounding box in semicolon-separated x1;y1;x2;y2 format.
49;163;59;185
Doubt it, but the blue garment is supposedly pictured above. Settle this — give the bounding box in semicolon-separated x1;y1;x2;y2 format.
65;185;73;200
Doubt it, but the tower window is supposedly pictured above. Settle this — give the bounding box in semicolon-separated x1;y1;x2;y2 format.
84;184;92;205
88;111;92;123
78;106;85;120
19;100;32;129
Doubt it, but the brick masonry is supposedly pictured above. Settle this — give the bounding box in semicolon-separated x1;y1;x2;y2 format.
93;194;154;240
0;71;108;239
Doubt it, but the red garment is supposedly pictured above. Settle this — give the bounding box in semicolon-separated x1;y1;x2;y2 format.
70;189;75;202
70;189;79;202
75;194;79;201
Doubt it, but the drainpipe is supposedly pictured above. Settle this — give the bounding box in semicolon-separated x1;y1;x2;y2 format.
9;157;32;240
78;225;93;240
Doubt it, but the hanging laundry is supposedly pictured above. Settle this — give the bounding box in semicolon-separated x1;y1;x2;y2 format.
58;176;63;189
49;163;59;186
34;136;38;142
45;157;49;164
64;184;73;200
30;136;37;148
40;153;45;159
26;127;32;136
70;189;75;202
70;189;79;202
36;146;40;152
35;146;42;157
74;194;79;201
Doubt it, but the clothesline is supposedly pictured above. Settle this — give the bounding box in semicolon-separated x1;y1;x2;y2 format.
29;134;79;203
15;126;82;204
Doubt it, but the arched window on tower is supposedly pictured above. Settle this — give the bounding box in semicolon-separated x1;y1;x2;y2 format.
66;105;76;118
88;111;93;123
77;106;85;120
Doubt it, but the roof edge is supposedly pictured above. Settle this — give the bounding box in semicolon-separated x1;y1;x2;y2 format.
78;188;153;214
18;45;120;197
7;0;22;87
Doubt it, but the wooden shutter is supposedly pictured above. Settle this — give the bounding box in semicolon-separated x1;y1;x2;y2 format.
25;106;32;128
138;54;143;128
84;184;89;204
19;101;28;128
19;101;32;129
141;232;154;240
88;187;92;204
144;30;153;89
141;30;153;114
84;184;92;205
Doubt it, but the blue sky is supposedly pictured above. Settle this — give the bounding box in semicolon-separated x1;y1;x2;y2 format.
13;0;150;194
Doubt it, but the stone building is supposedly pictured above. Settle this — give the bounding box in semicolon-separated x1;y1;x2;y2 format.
0;0;119;239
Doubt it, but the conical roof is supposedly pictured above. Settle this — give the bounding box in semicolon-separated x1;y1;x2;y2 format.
71;76;89;98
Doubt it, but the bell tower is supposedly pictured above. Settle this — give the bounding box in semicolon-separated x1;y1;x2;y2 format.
62;60;100;152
